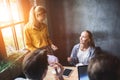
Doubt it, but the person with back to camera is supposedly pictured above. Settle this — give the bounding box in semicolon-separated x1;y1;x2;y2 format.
21;49;64;80
67;30;100;66
88;53;120;80
24;5;58;53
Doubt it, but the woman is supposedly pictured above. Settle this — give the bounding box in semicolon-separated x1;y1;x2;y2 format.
67;30;96;66
24;6;58;52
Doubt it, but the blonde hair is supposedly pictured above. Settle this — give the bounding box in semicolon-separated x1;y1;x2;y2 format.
29;6;46;26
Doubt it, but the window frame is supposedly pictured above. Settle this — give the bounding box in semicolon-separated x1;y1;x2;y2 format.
0;0;26;57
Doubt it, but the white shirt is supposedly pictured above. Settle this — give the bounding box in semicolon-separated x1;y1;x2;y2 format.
77;47;90;65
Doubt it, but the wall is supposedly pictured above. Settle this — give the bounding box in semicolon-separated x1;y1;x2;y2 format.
46;0;120;64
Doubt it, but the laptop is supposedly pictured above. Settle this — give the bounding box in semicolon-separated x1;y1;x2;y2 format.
77;65;89;80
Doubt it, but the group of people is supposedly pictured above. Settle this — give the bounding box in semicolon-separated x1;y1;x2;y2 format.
15;5;120;80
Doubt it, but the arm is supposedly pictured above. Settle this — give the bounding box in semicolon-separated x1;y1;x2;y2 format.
52;63;64;80
51;44;58;51
46;25;52;45
67;45;79;66
46;25;58;51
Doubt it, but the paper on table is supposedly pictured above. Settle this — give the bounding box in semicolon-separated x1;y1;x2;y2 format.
47;55;59;66
76;63;84;67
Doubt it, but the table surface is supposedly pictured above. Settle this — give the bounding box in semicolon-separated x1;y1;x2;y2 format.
44;66;78;80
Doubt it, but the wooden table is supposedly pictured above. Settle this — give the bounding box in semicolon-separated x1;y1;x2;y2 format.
44;66;78;80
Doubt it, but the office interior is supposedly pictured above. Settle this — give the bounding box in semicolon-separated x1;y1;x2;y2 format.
0;0;120;79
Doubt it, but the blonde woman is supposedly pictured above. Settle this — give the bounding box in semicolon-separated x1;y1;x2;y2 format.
24;6;58;52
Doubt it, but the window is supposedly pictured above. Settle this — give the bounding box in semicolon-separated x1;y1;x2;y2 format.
0;0;25;56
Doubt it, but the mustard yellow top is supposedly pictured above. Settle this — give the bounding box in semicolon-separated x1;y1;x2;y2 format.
24;22;52;51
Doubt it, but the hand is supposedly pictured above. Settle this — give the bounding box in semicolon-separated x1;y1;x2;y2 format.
52;63;64;80
67;57;72;62
47;55;59;67
51;44;58;51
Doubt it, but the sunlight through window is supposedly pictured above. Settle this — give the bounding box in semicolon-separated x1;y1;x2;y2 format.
0;0;25;56
0;1;10;25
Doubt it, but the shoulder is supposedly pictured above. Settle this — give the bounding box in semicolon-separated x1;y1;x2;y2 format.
89;46;101;51
41;23;48;30
24;23;33;30
89;46;95;50
94;46;102;55
73;43;80;49
88;46;98;54
43;22;47;26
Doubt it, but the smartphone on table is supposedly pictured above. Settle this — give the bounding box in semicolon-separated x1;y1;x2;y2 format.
63;68;73;77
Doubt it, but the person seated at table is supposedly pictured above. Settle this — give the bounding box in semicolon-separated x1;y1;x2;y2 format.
88;53;120;80
67;30;100;66
22;49;64;80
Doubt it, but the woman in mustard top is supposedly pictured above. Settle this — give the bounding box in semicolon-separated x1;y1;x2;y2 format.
24;6;58;52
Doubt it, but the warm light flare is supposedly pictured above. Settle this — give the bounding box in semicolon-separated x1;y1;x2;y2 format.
0;0;21;26
0;2;10;23
0;0;24;56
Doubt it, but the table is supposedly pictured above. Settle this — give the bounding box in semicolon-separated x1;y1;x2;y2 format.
44;66;78;80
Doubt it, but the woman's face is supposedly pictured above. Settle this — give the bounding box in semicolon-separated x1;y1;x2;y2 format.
79;31;90;45
35;9;46;23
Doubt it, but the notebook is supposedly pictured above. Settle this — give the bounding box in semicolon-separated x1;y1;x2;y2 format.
77;65;89;80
